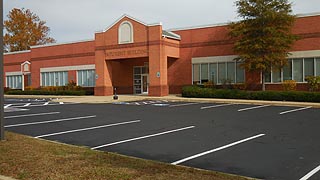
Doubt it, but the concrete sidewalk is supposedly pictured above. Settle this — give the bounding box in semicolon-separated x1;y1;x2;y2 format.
5;94;320;108
0;175;17;180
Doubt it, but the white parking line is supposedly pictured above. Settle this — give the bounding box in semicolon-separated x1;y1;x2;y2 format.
299;164;320;180
12;102;79;108
4;108;29;113
91;126;195;150
43;102;50;105
201;104;232;110
4;112;60;119
4;104;12;109
169;102;200;107
279;106;312;115
35;120;141;138
238;105;270;112
171;133;266;165
23;103;31;107
5;115;96;128
59;102;64;104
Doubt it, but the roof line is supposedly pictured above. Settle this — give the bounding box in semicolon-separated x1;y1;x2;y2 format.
31;39;94;49
167;12;320;32
296;12;320;18
99;14;162;33
167;22;229;32
4;50;31;55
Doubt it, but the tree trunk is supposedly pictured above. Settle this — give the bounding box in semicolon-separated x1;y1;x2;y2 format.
261;71;266;91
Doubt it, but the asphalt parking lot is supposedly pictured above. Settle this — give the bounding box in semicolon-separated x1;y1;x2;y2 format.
3;98;320;180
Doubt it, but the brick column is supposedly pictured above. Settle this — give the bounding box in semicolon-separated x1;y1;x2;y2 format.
148;25;168;96
94;50;114;96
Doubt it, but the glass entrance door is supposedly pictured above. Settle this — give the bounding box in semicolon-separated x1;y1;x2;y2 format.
133;65;149;94
141;75;149;94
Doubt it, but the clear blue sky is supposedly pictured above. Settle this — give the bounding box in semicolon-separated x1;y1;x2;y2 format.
4;0;320;43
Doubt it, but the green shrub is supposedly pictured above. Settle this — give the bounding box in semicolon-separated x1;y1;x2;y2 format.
305;76;320;91
182;85;320;102
282;80;297;91
7;84;94;96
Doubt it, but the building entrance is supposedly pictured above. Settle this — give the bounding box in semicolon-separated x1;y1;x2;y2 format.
141;74;149;94
133;65;149;94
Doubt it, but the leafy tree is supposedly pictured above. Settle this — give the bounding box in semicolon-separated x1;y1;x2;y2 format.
4;8;56;52
229;0;298;91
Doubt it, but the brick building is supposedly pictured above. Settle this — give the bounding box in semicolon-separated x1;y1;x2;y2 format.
3;13;320;96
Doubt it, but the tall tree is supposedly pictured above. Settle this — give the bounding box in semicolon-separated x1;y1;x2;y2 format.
229;0;298;91
4;8;56;52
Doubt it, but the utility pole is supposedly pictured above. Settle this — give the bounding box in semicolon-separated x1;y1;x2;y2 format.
0;0;5;140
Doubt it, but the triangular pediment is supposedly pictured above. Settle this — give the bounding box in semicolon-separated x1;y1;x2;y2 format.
103;14;161;33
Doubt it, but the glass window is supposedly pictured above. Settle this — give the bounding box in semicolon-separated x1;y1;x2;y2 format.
193;64;200;84
209;63;217;84
265;71;271;83
236;63;245;83
316;58;320;76
293;58;303;82
41;71;68;86
227;62;235;83
218;62;226;84
201;64;208;83
283;59;292;80
134;67;141;75
27;74;31;86
272;68;281;83
6;75;22;89
304;58;314;79
119;22;133;44
142;66;149;74
77;70;95;87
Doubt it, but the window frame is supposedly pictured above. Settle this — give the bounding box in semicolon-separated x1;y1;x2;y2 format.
40;71;68;87
265;57;320;84
192;61;245;85
77;69;96;87
118;21;134;44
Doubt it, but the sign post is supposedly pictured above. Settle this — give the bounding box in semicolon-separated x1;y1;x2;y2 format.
1;0;5;140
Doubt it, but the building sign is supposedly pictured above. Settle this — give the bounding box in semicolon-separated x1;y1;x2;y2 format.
106;49;148;59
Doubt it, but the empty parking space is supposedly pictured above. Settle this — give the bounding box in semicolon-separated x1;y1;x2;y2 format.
171;133;266;165
3;98;320;180
35;120;141;138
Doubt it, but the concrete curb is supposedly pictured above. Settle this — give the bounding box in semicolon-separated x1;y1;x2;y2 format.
5;94;320;108
61;95;320;108
0;175;17;180
151;97;320;108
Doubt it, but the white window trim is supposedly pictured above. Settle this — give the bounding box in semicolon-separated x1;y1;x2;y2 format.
288;50;320;59
6;71;22;76
40;64;95;73
192;55;239;64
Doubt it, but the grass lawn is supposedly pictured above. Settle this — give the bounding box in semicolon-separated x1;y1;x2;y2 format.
0;132;254;180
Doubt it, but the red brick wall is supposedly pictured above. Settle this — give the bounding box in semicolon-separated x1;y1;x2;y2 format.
30;41;95;87
170;15;320;93
3;51;31;87
3;15;320;94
